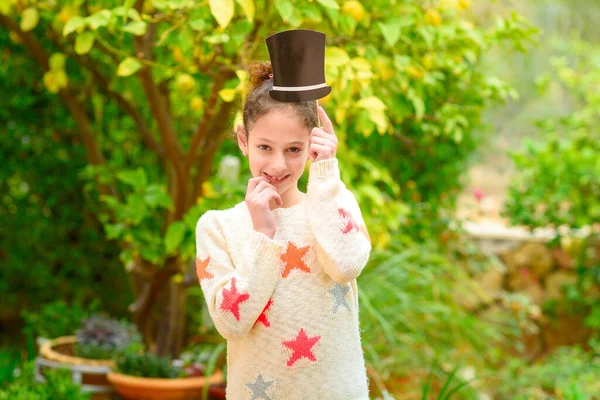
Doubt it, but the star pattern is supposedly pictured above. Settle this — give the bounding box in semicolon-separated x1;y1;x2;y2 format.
196;256;214;282
329;283;351;313
254;299;274;328
245;373;275;400
280;242;311;278
338;207;360;234
220;277;250;321
282;328;321;367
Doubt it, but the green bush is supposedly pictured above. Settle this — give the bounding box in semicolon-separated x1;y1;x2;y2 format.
114;352;183;379
0;361;89;400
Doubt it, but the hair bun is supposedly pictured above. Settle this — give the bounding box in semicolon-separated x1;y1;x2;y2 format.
247;61;272;89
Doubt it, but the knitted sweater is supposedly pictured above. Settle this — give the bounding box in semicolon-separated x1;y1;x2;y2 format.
195;158;372;399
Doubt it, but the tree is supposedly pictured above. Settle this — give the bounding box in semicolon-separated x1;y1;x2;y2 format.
0;0;535;356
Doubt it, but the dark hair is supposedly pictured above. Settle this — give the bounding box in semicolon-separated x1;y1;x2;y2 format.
242;61;318;136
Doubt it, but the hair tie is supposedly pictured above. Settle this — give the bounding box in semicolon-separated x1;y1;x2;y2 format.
268;73;273;80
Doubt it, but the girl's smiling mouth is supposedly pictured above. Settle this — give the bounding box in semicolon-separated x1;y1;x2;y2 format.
264;173;290;184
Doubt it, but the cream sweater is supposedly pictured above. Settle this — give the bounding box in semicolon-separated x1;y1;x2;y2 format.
195;158;372;399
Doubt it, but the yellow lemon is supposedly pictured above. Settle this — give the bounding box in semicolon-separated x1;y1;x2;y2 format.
173;47;185;64
342;0;365;22
424;9;442;27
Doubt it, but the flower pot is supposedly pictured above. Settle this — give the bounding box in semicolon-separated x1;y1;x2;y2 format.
35;336;115;400
107;370;224;400
208;382;227;400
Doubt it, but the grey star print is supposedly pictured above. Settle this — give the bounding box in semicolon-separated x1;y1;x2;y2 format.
329;283;351;313
246;373;275;400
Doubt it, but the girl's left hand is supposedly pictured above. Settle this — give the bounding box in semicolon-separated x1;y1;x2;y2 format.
309;106;338;162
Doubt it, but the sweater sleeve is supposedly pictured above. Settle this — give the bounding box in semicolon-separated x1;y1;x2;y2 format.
306;158;372;284
195;211;283;340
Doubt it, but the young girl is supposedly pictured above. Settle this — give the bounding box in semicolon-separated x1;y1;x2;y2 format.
195;61;372;399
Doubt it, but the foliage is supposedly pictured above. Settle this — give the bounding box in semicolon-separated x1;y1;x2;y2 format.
492;342;600;399
333;0;538;235
358;232;517;398
504;36;600;336
0;29;130;326
21;299;99;340
114;352;183;379
0;361;89;400
504;37;600;230
74;315;143;360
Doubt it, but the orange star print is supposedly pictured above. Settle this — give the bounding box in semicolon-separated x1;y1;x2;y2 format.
280;242;311;278
196;256;214;282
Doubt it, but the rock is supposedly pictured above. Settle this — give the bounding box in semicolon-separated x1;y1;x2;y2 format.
544;271;577;301
503;242;554;279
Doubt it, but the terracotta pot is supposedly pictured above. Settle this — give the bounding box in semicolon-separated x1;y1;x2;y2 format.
208;382;227;399
36;336;115;400
107;370;224;400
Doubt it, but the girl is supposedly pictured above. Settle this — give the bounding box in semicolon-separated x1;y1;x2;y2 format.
195;61;372;399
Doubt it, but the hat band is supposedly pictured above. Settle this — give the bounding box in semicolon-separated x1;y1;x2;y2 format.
272;83;327;92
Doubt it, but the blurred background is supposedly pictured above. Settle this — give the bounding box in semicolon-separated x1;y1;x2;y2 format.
1;0;599;398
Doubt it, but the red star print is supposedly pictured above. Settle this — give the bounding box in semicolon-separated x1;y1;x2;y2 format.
282;328;321;367
196;256;214;282
254;299;274;328
280;242;311;278
220;277;250;321
338;208;360;234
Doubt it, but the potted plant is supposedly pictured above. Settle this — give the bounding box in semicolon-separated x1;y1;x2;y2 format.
35;314;142;399
179;342;227;400
107;351;224;400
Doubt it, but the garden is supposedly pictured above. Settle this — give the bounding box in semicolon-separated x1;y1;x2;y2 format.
1;0;599;398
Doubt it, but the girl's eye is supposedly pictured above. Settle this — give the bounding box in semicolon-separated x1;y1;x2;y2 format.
258;145;270;150
289;147;301;153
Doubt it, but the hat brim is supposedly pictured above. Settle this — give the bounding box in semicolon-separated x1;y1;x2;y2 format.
268;86;331;102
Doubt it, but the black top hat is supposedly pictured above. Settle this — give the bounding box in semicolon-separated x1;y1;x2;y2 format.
266;29;332;103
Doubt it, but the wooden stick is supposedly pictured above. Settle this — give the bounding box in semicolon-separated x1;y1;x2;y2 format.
316;99;321;128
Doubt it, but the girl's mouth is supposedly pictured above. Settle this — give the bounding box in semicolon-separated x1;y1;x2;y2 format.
264;173;290;184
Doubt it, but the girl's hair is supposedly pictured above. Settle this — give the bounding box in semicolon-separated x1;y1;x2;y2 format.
242;61;318;136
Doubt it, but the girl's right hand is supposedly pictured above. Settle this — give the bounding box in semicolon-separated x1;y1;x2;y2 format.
245;177;282;239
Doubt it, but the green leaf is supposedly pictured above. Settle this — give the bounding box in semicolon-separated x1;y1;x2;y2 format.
236;0;255;22
165;222;186;255
378;22;401;47
117;57;142;77
209;0;234;28
326;47;350;67
86;10;112;30
75;32;96;55
63;16;86;36
275;0;294;23
188;19;206;31
144;185;174;210
49;53;66;71
123;21;147;36
316;0;339;10
411;96;425;121
117;168;148;189
20;8;39;32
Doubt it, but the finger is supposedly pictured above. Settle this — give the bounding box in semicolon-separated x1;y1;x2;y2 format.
261;189;282;206
247;176;267;193
254;180;276;194
311;127;338;145
310;135;334;146
310;143;330;158
318;106;335;136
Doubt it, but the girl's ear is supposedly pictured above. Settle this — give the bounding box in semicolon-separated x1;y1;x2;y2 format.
237;125;248;156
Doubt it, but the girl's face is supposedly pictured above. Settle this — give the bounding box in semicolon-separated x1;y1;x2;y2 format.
238;109;310;196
